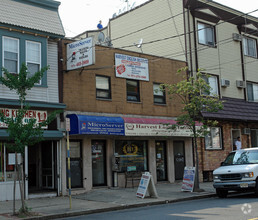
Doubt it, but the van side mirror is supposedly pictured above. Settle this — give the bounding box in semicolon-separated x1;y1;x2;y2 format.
221;161;225;166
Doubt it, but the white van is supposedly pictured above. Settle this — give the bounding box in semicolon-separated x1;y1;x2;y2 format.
213;148;258;198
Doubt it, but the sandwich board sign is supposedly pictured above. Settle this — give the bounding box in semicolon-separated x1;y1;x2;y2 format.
181;167;195;192
136;172;158;199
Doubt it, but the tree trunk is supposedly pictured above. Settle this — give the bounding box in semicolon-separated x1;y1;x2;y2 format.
12;152;17;215
18;162;25;212
193;126;200;191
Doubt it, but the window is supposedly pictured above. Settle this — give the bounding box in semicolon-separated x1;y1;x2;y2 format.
3;36;19;74
26;41;41;85
247;83;258;102
127;79;140;102
202;75;218;96
205;127;222;150
198;23;215;47
153;83;166;104
251;130;258;147
96;75;111;99
115;140;148;172
243;37;257;58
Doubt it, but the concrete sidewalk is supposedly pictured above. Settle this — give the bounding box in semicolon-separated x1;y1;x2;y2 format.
0;182;216;220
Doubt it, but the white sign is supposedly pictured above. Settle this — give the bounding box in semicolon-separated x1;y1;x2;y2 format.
136;172;158;199
115;53;149;81
181;167;195;192
66;118;70;131
0;108;48;129
67;37;95;70
125;123;196;137
8;153;22;165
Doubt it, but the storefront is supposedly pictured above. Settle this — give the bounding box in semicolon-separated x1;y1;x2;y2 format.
62;114;194;193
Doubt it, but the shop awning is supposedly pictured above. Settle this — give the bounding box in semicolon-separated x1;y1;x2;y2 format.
67;114;125;135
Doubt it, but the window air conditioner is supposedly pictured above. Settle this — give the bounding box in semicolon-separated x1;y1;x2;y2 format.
236;80;246;88
243;128;251;135
232;33;242;42
221;79;230;87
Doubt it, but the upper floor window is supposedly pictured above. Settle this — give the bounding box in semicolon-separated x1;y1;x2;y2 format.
202;75;218;96
205;127;222;150
127;79;140;102
198;22;215;47
26;41;41;85
243;37;257;58
3;36;19;74
96;75;111;99
247;82;258;102
153;83;166;104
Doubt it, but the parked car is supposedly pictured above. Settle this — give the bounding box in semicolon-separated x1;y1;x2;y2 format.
213;148;258;198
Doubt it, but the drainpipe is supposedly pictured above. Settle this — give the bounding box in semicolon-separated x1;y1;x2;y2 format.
187;5;194;77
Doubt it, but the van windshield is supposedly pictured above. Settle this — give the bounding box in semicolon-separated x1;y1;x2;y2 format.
222;150;258;165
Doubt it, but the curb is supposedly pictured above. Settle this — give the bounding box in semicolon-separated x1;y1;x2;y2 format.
24;193;216;220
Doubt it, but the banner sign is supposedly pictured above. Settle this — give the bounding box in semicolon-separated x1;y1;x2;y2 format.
0;108;48;129
115;53;149;81
181;167;195;192
125;123;196;137
79;120;124;135
67;37;95;70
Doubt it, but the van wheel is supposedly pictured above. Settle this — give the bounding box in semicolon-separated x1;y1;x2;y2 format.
254;180;258;196
216;189;228;198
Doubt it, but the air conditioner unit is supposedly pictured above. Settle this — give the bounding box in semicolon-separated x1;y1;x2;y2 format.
232;33;242;42
236;80;246;88
221;79;230;87
243;128;251;135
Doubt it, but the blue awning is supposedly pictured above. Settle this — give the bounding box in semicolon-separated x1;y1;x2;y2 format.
67;114;125;135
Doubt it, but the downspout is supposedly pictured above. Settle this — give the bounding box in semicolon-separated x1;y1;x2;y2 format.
187;5;194;77
58;40;64;104
192;12;199;72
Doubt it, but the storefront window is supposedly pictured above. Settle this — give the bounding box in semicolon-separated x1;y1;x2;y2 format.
115;140;148;172
0;143;21;182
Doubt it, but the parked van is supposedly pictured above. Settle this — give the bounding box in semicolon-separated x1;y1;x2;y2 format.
213;148;258;198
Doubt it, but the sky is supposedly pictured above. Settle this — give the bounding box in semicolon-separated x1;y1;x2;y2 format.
58;0;258;38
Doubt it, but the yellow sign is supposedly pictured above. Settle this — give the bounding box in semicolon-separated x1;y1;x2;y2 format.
123;144;138;155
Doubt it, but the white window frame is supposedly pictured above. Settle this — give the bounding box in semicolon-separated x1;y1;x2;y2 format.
202;75;219;96
96;75;111;99
197;22;215;47
205;127;222;150
243;37;257;58
26;40;41;85
247;82;258;102
2;36;19;75
153;83;166;104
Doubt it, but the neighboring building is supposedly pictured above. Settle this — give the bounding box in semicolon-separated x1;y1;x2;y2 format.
0;0;65;201
75;0;258;181
59;38;193;194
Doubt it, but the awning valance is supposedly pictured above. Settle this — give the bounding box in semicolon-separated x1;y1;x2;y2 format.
67;114;125;135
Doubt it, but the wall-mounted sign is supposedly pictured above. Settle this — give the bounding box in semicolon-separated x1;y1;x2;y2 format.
0;108;48;129
123;144;138;155
115;53;149;81
125;123;196;137
67;37;95;70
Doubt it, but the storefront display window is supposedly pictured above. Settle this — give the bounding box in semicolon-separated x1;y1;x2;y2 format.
115;140;148;172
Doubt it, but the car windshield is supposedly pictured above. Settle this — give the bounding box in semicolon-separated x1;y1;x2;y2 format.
222;150;258;165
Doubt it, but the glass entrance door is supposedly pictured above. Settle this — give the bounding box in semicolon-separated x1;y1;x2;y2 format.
156;141;167;181
92;140;106;186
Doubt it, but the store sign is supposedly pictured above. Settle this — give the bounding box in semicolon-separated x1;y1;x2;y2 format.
67;37;95;70
181;167;195;192
125;123;196;137
79;120;124;135
0;108;48;129
115;53;149;81
123;144;138;155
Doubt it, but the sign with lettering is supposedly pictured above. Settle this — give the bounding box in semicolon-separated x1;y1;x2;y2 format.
181;167;195;192
67;37;95;70
136;172;158;199
0;108;48;129
115;53;149;81
125;123;196;137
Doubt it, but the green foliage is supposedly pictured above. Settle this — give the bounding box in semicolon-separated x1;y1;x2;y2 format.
0;63;60;154
163;67;224;137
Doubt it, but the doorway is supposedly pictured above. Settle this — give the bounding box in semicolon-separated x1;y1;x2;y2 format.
92;140;107;186
173;141;185;180
232;129;241;150
155;141;167;181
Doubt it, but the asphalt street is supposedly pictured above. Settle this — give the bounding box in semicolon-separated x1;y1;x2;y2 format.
61;193;258;220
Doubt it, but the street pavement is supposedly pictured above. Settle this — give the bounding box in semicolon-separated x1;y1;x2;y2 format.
0;182;216;220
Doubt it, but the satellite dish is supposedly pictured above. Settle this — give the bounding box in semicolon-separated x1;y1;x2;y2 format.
98;32;105;44
137;38;143;48
105;37;113;47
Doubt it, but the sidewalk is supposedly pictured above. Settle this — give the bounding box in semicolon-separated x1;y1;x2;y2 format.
0;182;216;220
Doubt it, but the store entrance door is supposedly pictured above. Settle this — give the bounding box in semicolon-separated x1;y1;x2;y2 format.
155;141;167;181
173;141;185;180
92;140;106;186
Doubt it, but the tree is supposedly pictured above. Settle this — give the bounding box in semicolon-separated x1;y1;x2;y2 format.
0;63;58;215
163;67;224;191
